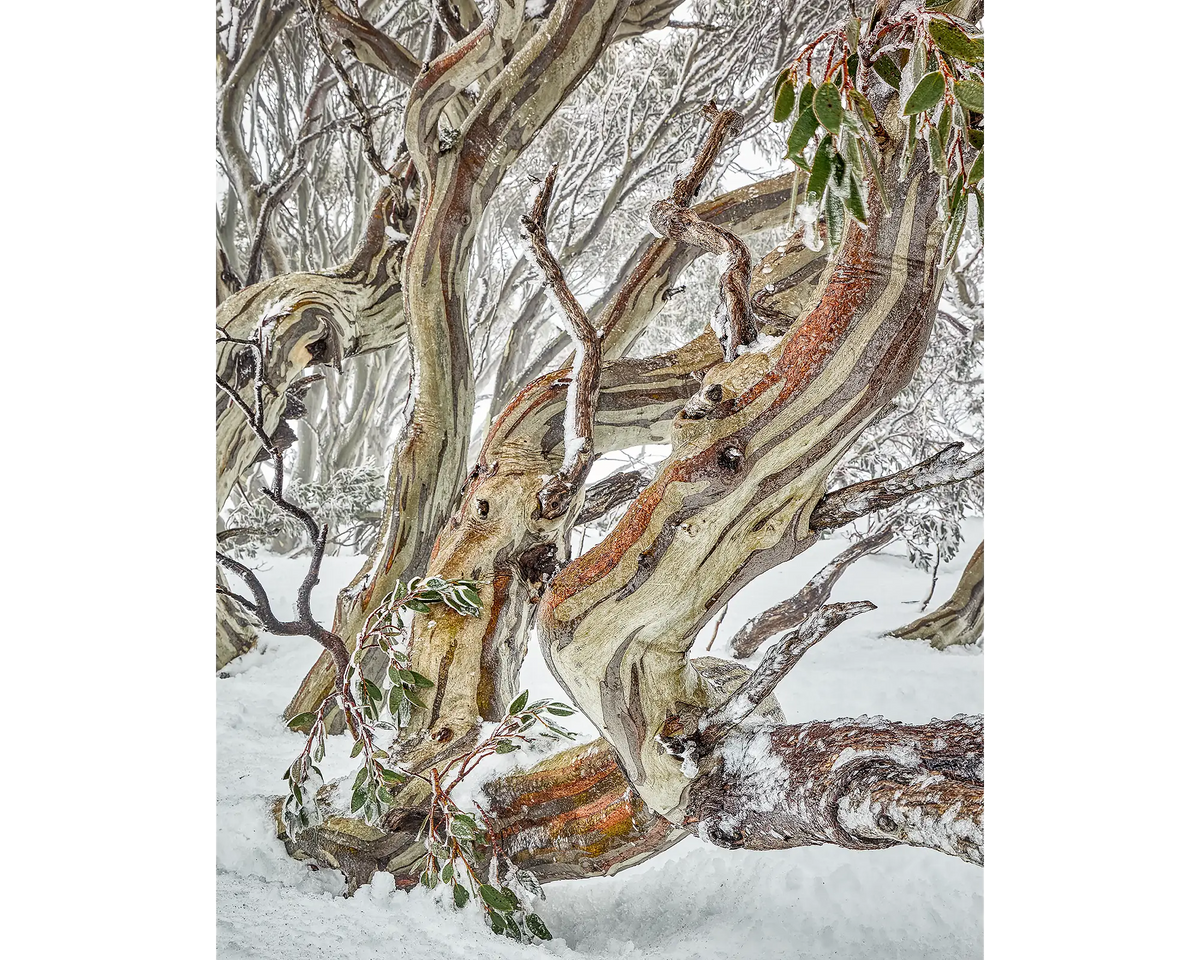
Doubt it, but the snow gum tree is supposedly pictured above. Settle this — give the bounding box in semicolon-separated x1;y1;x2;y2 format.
216;0;984;939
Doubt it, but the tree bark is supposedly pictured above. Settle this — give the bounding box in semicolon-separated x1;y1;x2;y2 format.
892;542;984;650
216;566;259;670
234;0;987;894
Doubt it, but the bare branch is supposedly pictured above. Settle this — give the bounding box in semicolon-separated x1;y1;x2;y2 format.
303;0;407;199
810;444;984;532
702;526;895;738
216;329;349;676
647;104;757;360
314;0;422;83
521;166;601;520
577;469;651;525
724;520;897;662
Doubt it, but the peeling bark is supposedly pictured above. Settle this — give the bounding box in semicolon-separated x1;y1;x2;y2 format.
229;0;986;891
686;716;983;866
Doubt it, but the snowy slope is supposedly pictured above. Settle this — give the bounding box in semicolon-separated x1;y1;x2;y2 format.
217;521;982;959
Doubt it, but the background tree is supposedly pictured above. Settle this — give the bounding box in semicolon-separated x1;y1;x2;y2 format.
216;0;985;935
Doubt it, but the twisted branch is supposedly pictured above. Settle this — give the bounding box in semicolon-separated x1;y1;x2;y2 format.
522;166;601;521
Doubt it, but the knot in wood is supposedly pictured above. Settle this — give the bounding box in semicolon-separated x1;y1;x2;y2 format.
517;542;558;587
536;475;573;521
717;444;744;474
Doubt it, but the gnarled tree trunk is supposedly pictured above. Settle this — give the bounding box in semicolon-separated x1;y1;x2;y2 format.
220;0;986;896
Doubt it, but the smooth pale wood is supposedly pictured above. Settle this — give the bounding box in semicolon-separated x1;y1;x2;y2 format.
893;542;984;650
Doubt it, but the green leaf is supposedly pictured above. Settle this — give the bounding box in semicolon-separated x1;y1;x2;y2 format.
843;133;865;178
824;188;845;247
441;861;454;883
450;814;480;839
363;679;383;703
812;81;843;134
527;914;552;941
350;739;365;759
351;786;368;813
489;911;506;935
900;113;918;179
829;152;849;199
285;712;316;731
479;884;515;913
967;149;983;185
872;54;902;89
937;104;952;147
785;107;819;166
453;883;469;909
910;40;926;83
954;78;983;113
773;77;796;122
420;870;437;890
402;687;426;709
508;691;529;715
844;173;868;226
459;586;482;609
772;67;790;100
941;190;969;267
848;89;877;129
494;740;518;754
929;19;983;62
540;719;576;740
928;125;947;176
380;768;405;784
904;71;946;116
948;173;965;219
846;17;860;55
388;684;405;719
410;671;436;688
974;188;984;244
805;134;835;206
354;766;370;790
967;127;984;150
545;706;575;717
796;80;815;111
406;599;431;614
515;870;544;900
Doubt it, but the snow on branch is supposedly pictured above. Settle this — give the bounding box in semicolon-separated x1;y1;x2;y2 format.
689;715;983;865
521;165;601;520
700;526;895;741
810;443;984;532
725;523;899;659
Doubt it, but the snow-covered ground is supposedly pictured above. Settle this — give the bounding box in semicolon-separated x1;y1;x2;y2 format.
217;520;983;959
